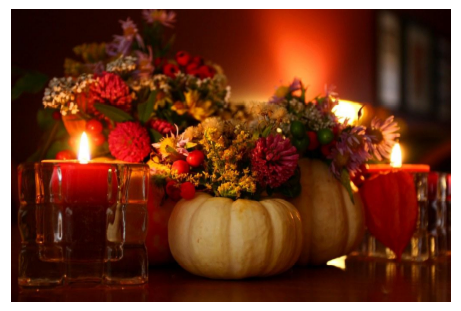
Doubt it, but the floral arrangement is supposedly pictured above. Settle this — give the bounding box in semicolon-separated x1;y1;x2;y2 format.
148;117;301;201
39;9;231;162
261;78;400;199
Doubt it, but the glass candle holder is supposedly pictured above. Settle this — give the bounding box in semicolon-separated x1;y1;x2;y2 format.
17;162;149;287
354;171;430;262
428;172;450;260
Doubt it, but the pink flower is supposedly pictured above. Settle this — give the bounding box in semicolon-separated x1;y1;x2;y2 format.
149;119;175;136
88;72;132;118
134;46;154;80
107;18;144;56
142;9;176;28
367;116;400;161
329;126;373;177
152;125;190;160
108;122;151;162
251;135;299;188
289;77;302;92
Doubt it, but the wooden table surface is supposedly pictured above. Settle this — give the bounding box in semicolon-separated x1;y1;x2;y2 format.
11;225;451;302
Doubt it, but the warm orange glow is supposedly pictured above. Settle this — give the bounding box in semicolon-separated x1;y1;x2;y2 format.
332;100;364;124
390;142;402;168
78;132;90;164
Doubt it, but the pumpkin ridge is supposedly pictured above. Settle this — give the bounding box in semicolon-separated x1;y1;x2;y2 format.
259;199;282;276
337;179;350;256
186;193;212;277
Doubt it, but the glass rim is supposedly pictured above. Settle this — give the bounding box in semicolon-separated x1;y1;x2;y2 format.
18;161;149;170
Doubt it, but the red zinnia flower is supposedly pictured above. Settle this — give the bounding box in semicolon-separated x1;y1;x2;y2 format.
251;135;299;188
149;119;175;136
108;122;151;163
88;72;132;118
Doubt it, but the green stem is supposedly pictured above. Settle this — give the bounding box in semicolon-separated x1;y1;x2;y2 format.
38;121;60;160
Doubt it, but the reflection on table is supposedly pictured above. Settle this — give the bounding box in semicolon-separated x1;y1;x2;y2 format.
15;256;450;302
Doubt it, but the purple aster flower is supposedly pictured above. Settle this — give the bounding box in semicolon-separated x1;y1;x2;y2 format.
107;18;144;57
366;116;400;161
289;77;302;92
142;9;176;28
134;46;154;79
268;95;285;104
317;84;339;114
329;126;373;177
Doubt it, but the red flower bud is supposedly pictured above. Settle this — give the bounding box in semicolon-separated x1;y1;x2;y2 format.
197;65;216;79
163;63;180;78
175;51;191;67
186;63;199;75
191;56;204;66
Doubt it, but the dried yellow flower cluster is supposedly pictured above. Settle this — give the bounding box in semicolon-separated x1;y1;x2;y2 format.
181;120;259;199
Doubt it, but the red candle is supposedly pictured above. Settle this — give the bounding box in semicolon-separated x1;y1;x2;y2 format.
43;161;118;204
363;143;430;175
364;164;430;174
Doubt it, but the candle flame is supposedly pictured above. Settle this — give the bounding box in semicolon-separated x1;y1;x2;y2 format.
332;100;364;124
78;132;90;164
390;142;402;168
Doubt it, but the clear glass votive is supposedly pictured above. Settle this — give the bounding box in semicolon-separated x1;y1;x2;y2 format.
17;161;149;287
359;171;430;262
18;163;64;287
428;172;450;260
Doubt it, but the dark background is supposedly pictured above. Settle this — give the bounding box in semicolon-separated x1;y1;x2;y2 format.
11;9;451;206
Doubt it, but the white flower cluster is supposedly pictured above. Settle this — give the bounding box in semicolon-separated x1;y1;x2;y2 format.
106;56;137;75
42;74;94;116
285;99;336;131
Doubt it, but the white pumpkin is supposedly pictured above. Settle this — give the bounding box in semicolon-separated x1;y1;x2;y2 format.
290;158;365;265
168;193;303;279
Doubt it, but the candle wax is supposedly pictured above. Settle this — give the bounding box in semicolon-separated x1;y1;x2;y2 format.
364;164;430;174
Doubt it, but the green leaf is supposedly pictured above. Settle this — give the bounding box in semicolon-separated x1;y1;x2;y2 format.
149;129;163;143
94;104;133;123
137;91;157;125
340;169;355;204
12;71;48;100
160;34;176;56
261;125;273;138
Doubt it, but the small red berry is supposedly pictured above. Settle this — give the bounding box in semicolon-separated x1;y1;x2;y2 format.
180;182;196;200
91;133;106;147
306;131;320;150
332;125;340;137
166;181;181;201
171;160;190;175
163;63;180;78
321;141;336;157
191;56;204;66
52;111;62;120
56;150;74;160
86;119;103;134
186;150;205;167
175;51;191;67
